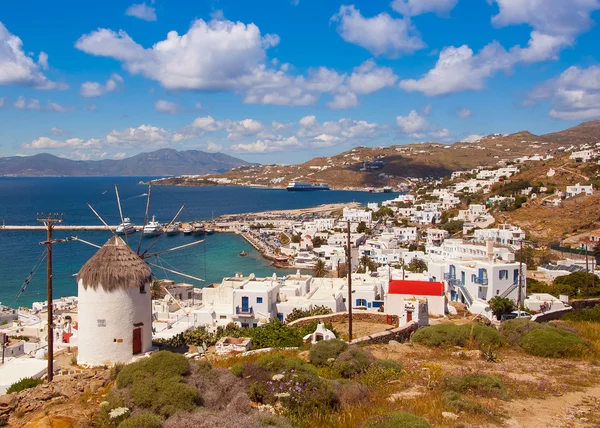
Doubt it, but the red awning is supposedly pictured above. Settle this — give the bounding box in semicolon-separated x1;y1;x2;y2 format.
388;280;444;296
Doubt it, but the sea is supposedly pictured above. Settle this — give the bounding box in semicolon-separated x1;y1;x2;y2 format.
0;177;393;308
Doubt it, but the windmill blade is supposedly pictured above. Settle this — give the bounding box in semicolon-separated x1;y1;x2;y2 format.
140;204;185;258
146;262;205;282
87;203;116;236
70;236;101;249
137;184;152;255
142;239;204;259
114;185;128;245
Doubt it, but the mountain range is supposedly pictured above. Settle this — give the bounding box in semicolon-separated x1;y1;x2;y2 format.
0;149;252;177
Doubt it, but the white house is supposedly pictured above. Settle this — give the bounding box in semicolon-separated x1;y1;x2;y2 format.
385;280;445;317
77;236;153;366
566;183;593;198
473;224;525;247
426;229;449;246
343;207;372;225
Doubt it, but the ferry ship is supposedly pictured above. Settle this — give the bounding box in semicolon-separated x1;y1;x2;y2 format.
286;181;330;191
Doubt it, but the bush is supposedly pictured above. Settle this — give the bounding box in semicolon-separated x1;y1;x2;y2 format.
519;328;590;358
442;391;487;414
334;346;372;378
412;323;503;349
285;306;333;323
444;374;506;398
256;354;317;375
231;363;244;378
356;361;403;389
116;351;190;388
359;412;431;428
488;296;516;320
309;339;348;366
119;412;163;428
373;359;403;373
500;318;543;345
6;377;43;394
562;307;600;322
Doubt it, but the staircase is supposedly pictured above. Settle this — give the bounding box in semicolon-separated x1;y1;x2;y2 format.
457;284;474;306
499;282;519;299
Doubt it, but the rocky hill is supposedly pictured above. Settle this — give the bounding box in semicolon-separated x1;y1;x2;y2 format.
0;149;252;177
158;121;600;190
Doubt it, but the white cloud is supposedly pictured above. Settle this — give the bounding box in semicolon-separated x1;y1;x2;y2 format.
80;74;123;97
347;59;397;94
47;101;70;113
23;137;91;149
423;103;432;115
14;96;40;110
400;1;600;96
224;119;264;141
154;100;180;114
84;104;97;112
331;5;424;57
396;110;427;134
429;127;451;140
458;108;471;118
38;52;48;70
391;0;458;16
529;65;600;120
0;97;5;108
231;136;302;153
194;102;202;109
327;90;358;110
310;134;343;148
112;152;127;159
206;141;222;152
298;116;378;146
461;134;484;143
192;116;220;131
125;3;157;21
50;127;66;136
106;124;172;145
0;22;65;90
272;121;291;131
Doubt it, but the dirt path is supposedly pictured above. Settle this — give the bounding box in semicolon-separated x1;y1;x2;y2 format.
503;385;600;428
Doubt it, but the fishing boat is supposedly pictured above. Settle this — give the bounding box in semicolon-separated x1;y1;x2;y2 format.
115;217;136;235
183;224;193;235
239;251;248;257
143;215;163;237
205;228;215;235
165;223;180;236
192;222;205;236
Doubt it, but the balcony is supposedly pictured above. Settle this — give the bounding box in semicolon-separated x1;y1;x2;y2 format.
443;273;455;281
474;277;488;286
236;306;254;317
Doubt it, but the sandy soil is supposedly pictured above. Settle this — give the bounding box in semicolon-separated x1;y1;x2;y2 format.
331;320;394;341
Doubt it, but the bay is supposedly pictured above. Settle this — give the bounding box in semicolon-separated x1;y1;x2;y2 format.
0;177;392;307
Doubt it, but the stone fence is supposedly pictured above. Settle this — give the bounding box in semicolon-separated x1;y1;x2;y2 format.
287;312;399;328
350;322;418;346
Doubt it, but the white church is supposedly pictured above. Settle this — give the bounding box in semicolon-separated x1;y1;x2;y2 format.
76;236;153;366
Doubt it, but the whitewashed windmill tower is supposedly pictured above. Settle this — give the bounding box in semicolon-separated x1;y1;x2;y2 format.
77;235;153;366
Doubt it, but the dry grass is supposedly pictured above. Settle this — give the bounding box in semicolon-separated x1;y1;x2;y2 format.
562;320;600;354
331;320;393;341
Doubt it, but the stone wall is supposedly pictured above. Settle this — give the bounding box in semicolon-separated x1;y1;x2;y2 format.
287;312;399;328
570;298;600;310
349;322;418;346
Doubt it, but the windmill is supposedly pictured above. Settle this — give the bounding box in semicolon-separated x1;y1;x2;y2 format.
74;184;206;367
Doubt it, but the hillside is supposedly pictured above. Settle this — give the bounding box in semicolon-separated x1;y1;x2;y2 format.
0;149;252;177
158;121;600;189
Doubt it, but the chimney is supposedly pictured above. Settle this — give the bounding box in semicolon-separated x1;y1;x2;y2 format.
486;238;494;261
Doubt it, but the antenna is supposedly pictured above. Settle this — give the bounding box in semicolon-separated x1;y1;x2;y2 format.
137;184;152;255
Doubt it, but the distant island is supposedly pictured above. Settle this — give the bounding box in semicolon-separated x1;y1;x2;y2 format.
0;148;253;177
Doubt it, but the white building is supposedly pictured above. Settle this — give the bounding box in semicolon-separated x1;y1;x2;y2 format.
473;224;525;247
565;183;593;198
342;207;372;225
385;280;445;317
570;150;595;162
426;229;449;246
413;210;441;225
77;236;153;366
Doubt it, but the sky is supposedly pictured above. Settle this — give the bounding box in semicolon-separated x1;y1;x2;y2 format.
1;0;600;164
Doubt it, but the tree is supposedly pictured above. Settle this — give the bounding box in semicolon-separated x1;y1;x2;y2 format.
151;280;162;300
553;272;600;297
312;236;326;248
407;257;427;273
488;296;516;320
594;243;600;266
356;221;367;234
337;262;348;278
313;259;327;278
440;220;464;235
291;234;301;244
358;255;377;273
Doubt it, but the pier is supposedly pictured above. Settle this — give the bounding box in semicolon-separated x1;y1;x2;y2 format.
0;225;125;231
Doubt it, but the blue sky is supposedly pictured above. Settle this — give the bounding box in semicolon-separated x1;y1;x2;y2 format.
1;0;599;164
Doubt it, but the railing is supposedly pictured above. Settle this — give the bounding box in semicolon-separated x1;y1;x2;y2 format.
443;273;455;281
236;306;253;316
457;284;473;306
474;277;488;286
499;282;519;299
447;278;464;287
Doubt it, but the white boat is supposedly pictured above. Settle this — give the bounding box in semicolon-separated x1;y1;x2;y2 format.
286;181;330;191
115;218;136;235
143;215;163;237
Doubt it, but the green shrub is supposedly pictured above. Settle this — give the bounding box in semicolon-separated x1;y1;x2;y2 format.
119;412;163;428
359;411;431;428
519;328;590;358
373;360;403;373
248;381;266;402
194;359;213;375
116;351;190;388
444;374;506;398
285;305;333;323
500;318;543;345
6;377;43;394
412;323;503;349
231;363;244;378
256;354;317;375
309;339;348;366
258;415;292;427
442;391;487;414
562;307;600;322
129;377;200;417
334;346;372;378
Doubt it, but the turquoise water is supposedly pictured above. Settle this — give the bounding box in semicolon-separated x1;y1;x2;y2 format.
0;177;393;307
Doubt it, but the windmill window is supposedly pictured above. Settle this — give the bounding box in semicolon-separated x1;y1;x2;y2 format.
140;284;146;294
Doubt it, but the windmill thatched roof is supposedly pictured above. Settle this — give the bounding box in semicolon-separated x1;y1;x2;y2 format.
78;236;152;292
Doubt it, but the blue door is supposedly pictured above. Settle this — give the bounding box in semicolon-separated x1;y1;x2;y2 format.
242;296;249;312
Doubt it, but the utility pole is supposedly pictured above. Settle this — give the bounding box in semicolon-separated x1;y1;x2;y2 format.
517;239;523;311
37;213;63;382
346;220;353;341
585;239;589;296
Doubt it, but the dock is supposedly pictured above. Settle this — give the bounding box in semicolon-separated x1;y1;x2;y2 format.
0;225;125;231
